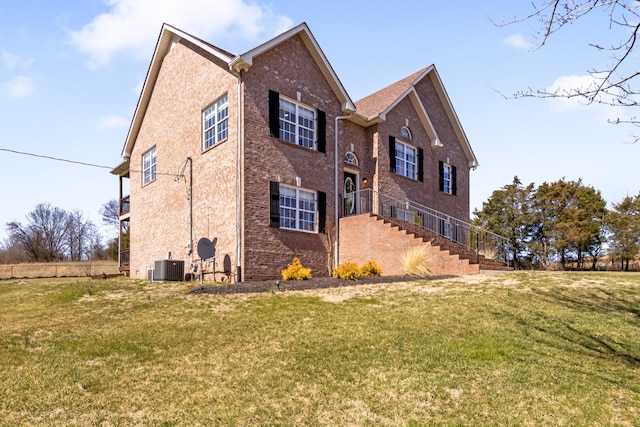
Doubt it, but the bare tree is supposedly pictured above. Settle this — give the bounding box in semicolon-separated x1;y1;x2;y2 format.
0;234;28;264
99;199;120;231
7;203;69;262
66;209;100;261
496;1;640;132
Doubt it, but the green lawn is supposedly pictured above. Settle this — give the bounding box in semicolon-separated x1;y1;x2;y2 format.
1;272;639;426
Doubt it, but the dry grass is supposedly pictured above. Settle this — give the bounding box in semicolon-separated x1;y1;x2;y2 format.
400;245;432;277
1;272;640;425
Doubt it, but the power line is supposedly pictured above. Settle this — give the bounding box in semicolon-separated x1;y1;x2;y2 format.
0;147;112;170
0;147;182;178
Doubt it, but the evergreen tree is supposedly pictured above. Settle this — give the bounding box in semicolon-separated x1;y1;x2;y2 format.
533;179;606;269
606;194;640;271
473;176;535;268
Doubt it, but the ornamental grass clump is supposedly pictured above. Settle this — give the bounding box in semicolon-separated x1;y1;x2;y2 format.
401;245;432;277
281;257;312;281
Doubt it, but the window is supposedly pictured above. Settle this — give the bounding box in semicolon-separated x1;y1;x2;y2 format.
389;136;423;181
395;140;417;180
142;146;156;185
401;126;412;140
270;182;326;233
442;164;452;194
344;151;358;166
439;218;453;239
279;186;317;232
279;98;315;148
269;90;326;152
439;161;457;195
203;94;228;150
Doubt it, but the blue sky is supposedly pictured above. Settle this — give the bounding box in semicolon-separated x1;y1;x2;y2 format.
1;0;638;243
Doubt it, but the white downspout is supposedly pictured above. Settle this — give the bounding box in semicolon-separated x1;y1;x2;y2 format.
334;115;350;269
236;71;243;281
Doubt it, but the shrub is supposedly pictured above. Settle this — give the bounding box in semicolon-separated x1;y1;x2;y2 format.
281;257;312;281
333;262;361;280
360;260;382;277
333;260;382;280
400;245;432;277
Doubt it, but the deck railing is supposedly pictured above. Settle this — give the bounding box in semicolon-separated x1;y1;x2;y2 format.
342;189;510;266
120;195;130;216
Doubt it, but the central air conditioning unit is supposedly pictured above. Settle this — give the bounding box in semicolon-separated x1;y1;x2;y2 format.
153;259;184;282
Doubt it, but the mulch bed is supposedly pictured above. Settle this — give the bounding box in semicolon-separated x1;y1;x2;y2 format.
188;274;454;295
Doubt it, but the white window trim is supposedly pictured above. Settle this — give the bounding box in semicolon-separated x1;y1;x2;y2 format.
344;151;359;166
395;139;417;180
279;96;316;150
279;184;318;233
142;146;157;185
443;163;453;194
203;93;229;150
401;126;412;140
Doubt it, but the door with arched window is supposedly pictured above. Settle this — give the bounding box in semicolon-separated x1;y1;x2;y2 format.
343;171;357;216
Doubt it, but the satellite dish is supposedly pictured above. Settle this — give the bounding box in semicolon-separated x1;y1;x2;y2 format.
197;237;215;260
223;254;232;275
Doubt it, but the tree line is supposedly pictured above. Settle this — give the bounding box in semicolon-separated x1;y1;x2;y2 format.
473;177;640;270
0;200;120;264
3;185;639;271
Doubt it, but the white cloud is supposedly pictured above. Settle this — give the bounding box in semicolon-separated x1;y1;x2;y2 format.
502;33;534;51
545;73;631;125
98;113;129;130
68;0;294;67
0;49;35;69
2;75;34;98
546;74;607;112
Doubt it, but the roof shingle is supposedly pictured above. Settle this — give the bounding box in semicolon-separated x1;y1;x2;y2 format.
355;67;430;119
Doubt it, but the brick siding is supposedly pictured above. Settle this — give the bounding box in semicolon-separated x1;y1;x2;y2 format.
339;214;479;276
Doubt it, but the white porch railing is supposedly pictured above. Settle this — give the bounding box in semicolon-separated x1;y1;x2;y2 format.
342;189;510;266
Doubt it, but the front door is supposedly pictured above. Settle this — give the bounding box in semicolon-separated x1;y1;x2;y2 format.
343;171;357;216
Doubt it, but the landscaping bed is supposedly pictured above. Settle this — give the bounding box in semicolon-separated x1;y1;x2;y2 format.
189;274;454;295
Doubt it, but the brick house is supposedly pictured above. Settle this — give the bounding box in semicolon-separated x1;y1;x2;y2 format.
111;22;505;282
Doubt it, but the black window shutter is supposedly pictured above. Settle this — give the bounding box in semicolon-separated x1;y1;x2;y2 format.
389;136;396;172
269;181;280;227
418;148;424;182
317;191;326;233
438;161;444;192
452;166;457;195
268;90;280;138
317;110;326;153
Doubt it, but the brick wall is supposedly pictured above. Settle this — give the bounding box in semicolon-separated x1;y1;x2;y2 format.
339;214;479;276
128;39;239;279
240;34;344;280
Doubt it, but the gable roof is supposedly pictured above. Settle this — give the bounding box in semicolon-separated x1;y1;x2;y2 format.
119;23;355;160
230;22;355;113
120;23;235;159
354;66;478;168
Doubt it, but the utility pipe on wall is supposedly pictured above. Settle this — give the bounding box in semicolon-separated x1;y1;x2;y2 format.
235;71;244;282
334;115;350;269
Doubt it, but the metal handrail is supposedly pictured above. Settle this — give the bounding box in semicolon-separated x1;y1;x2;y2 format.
341;188;510;266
